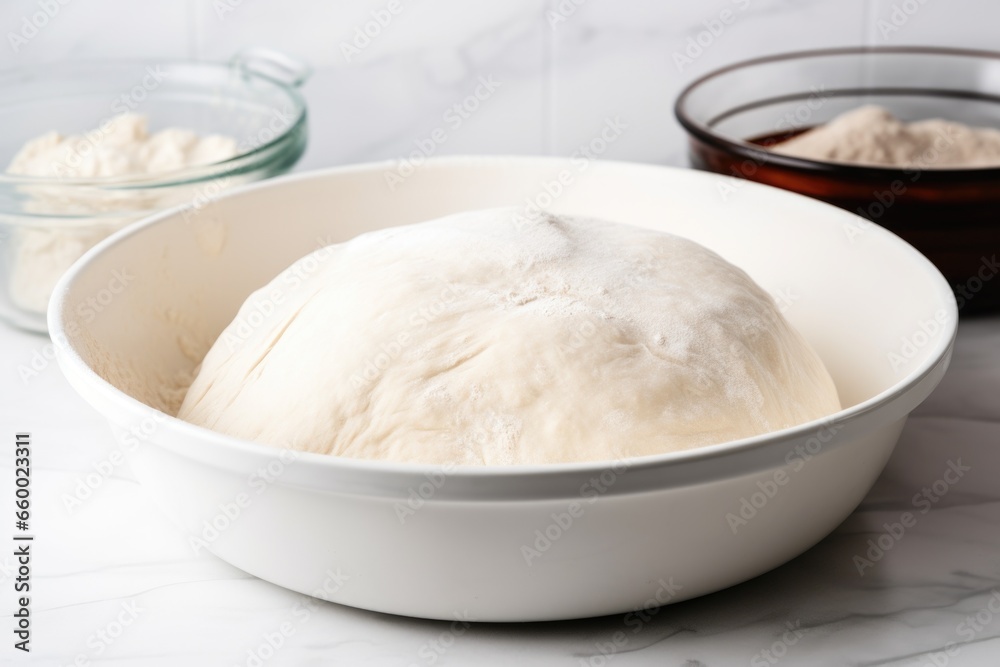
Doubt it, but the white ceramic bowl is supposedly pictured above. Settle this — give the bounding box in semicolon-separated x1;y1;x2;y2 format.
49;157;957;622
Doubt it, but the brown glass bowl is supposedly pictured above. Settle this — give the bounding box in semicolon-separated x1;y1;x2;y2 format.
675;46;1000;315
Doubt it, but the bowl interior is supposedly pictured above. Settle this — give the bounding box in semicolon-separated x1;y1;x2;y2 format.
54;158;955;443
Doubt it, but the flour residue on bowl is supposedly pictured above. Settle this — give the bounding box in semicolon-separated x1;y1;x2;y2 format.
75;322;199;417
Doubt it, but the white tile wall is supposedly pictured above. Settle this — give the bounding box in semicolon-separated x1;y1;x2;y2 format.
546;0;873;164
865;0;998;47
2;0;196;61
0;0;988;166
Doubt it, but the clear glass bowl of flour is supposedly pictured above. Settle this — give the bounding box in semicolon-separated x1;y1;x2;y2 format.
675;47;1000;314
0;50;310;333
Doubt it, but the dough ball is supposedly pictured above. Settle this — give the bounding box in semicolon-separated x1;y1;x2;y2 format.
178;209;841;465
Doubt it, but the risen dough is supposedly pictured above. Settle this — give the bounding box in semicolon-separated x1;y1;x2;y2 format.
178;209;841;465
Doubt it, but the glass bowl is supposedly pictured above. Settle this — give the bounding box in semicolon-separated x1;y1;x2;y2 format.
675;47;1000;315
0;49;310;333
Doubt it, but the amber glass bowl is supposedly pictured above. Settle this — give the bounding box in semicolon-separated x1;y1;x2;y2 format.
675;47;1000;314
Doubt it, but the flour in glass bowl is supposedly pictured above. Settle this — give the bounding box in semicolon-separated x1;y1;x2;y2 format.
770;105;1000;168
4;113;239;316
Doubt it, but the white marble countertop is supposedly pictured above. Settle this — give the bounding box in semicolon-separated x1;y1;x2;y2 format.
1;266;999;667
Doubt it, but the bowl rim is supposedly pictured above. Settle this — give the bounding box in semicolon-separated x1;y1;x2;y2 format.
674;45;1000;179
0;56;309;189
47;156;959;496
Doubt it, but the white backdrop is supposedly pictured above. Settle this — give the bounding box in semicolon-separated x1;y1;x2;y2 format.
0;0;988;169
